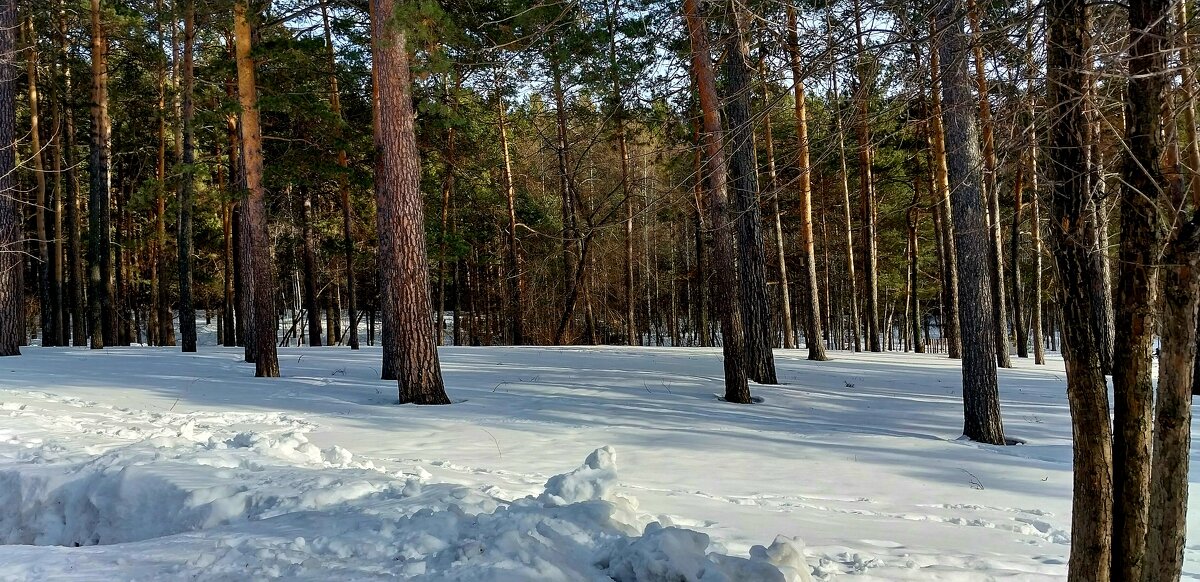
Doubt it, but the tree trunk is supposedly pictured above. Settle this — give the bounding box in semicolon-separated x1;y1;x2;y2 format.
935;0;1005;445
1011;157;1028;359
372;0;450;404
826;21;862;353
1046;0;1114;575
437;71;457;346
233;0;279;377
1145;216;1199;582
1030;146;1046;366
495;76;524;345
788;7;827;361
760;65;794;350
684;0;750;403
1110;0;1171;575
301;187;322;347
853;0;880;352
549;43;581;346
177;0;197;352
929;20;962;360
0;0;19;356
724;6;776;383
88;0;112;350
23;17;52;347
965;0;1011;368
59;3;84;347
318;0;358;350
908;191;924;354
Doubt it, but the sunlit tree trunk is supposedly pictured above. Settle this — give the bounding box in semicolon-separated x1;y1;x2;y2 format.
787;7;826;361
23;16;52;346
495;75;524;345
929;22;962;359
683;0;750;403
233;0;279;376
372;0;450;403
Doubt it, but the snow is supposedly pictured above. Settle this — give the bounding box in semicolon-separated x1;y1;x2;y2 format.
1;330;1193;580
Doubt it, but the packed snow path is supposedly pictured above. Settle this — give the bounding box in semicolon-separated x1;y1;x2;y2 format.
0;345;1190;579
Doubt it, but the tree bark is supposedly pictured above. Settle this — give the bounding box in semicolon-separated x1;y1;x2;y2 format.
1045;0;1114;575
88;0;112;350
301;187;322;347
908;190;924;354
724;5;776;382
372;0;450;404
929;24;962;359
234;0;279;376
1109;0;1171;575
0;0;19;356
684;0;751;403
965;0;1011;368
177;0;197;352
1011;157;1027;359
1146;216;1199;582
935;0;1005;445
788;7;826;361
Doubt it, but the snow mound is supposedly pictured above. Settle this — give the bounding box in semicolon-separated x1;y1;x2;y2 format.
0;405;806;582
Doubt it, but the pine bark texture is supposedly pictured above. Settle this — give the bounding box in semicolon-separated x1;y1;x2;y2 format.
683;0;751;403
177;0;197;353
234;0;280;377
0;0;19;356
724;8;776;384
1110;0;1170;575
1045;0;1114;576
1146;218;1199;582
372;0;450;404
935;0;1005;445
89;0;113;349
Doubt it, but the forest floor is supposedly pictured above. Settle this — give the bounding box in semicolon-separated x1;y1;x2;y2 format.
0;328;1190;580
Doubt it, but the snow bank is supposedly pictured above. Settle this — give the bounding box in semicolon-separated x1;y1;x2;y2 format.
0;397;809;581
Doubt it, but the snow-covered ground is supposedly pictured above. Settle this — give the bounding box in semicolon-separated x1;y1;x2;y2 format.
0;338;1193;580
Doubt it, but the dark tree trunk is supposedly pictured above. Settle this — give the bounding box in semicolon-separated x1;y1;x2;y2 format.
724;7;776;383
853;0;881;353
907;192;924;354
1011;159;1028;359
88;0;112;350
0;0;19;356
234;0;279;376
1146;217;1199;582
935;0;1005;445
684;0;751;403
372;0;450;404
24;17;52;347
1046;0;1114;575
301;187;322;347
60;3;84;347
177;0;197;353
1110;0;1171;575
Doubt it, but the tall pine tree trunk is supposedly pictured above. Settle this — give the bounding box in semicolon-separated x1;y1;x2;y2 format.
853;0;880;352
724;5;776;383
966;0;1011;368
319;0;358;349
827;23;862;352
177;0;196;352
936;0;1005;445
495;76;524;345
0;0;19;356
1046;0;1114;575
24;17;52;347
760;64;794;350
787;7;826;361
233;0;279;376
372;0;449;403
684;0;750;403
88;0;112;350
1110;0;1171;574
301;187;322;347
59;2;84;347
